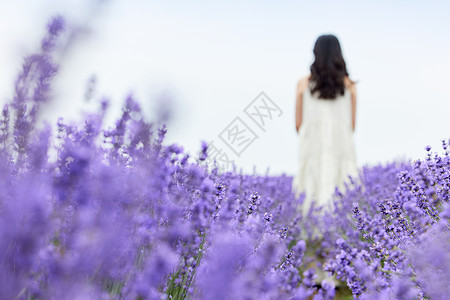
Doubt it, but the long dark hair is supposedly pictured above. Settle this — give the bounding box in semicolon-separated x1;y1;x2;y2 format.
309;34;351;99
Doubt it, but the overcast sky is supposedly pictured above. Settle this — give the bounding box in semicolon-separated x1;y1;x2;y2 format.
1;0;449;175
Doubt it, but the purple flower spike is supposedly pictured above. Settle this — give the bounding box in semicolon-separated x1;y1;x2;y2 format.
2;13;450;300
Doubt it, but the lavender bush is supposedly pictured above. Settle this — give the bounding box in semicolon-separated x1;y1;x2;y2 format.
1;16;449;300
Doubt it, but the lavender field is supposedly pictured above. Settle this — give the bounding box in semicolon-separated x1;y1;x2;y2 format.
1;16;449;300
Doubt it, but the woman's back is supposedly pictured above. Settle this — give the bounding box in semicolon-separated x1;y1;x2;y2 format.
299;82;355;160
293;34;358;214
293;78;358;213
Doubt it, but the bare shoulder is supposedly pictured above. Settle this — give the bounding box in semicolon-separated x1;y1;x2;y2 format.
297;74;311;93
344;76;356;87
344;76;357;94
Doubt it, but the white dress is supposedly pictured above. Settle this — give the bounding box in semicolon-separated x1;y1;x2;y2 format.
292;83;358;213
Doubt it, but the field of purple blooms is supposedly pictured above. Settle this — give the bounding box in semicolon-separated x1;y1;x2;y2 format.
1;16;449;300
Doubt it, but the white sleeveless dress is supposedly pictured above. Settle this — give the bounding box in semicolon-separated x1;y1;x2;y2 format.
292;83;358;213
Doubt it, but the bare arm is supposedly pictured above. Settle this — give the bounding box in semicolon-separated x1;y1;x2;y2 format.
349;82;357;131
295;79;305;133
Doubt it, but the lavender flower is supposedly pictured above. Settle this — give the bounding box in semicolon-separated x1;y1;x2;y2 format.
1;14;450;300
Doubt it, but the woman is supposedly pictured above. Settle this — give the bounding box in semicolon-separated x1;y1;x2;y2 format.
292;34;358;214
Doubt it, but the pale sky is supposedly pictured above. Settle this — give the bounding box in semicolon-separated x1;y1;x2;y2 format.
1;0;449;175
